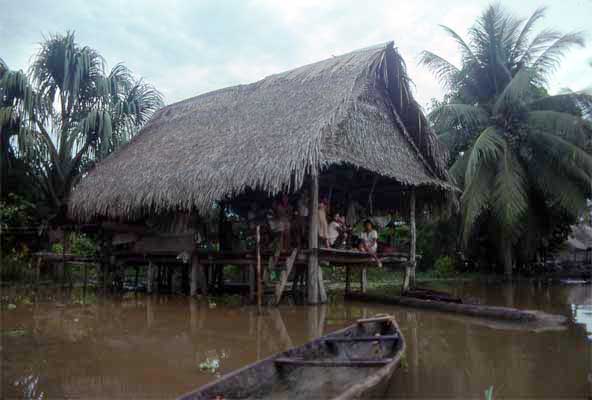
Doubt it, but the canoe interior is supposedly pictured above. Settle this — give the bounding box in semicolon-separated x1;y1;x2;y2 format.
179;319;403;400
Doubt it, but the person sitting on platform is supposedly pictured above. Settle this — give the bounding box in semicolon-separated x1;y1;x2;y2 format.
328;214;345;248
318;198;330;248
276;194;292;251
358;220;382;267
267;205;283;251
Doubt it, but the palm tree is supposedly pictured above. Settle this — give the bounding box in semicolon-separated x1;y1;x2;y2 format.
420;5;592;276
0;32;163;219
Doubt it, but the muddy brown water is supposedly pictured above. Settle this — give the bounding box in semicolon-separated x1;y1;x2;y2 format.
1;281;590;399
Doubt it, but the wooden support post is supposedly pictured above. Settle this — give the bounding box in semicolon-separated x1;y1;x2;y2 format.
35;256;41;284
361;268;367;293
147;261;154;294
402;189;417;293
307;174;320;304
83;262;88;291
190;298;198;333
345;266;351;294
275;248;299;306
249;262;255;303
190;255;199;296
60;228;66;284
256;225;262;313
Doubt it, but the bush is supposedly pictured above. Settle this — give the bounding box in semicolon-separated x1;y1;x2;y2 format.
1;247;34;282
433;256;457;278
416;217;459;271
50;233;97;257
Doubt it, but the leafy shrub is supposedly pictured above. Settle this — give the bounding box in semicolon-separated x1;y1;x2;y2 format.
1;247;33;282
417;217;459;271
0;193;35;228
433;256;457;278
51;233;97;257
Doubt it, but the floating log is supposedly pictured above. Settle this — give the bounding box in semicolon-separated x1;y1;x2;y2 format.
346;292;538;322
403;287;463;303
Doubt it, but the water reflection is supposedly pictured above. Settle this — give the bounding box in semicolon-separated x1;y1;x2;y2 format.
1;282;591;399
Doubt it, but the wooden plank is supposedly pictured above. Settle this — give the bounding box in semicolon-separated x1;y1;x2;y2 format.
274;248;299;305
323;334;399;343
274;357;392;367
197;259;255;265
357;315;393;324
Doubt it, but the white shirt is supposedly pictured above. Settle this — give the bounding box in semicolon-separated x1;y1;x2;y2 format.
360;230;378;252
328;221;341;245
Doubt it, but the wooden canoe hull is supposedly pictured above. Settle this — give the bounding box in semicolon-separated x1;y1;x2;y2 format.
178;316;405;400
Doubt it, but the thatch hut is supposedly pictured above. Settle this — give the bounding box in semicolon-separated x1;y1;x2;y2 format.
69;42;456;303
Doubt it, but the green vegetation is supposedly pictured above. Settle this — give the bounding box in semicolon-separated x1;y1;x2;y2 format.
421;5;592;276
0;32;163;220
2;5;591;284
50;232;97;257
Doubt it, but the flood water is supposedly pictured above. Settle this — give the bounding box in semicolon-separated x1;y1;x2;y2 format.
1;281;590;399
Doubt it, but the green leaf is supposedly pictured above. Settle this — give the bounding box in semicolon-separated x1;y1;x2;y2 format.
465;127;504;187
492;140;528;230
493;68;532;114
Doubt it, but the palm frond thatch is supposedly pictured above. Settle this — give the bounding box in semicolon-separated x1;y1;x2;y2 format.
69;42;454;220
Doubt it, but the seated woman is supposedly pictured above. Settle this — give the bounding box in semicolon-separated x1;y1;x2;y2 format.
358;220;382;267
327;214;346;248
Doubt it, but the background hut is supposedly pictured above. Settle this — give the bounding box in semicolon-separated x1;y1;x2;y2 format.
69;41;456;303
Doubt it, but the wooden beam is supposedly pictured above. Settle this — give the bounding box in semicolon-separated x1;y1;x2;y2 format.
323;334;399;342
345;266;351;294
190;255;199;296
274;248;299;306
402;189;417;293
274;358;392;367
256;225;262;313
147;261;154;294
357;315;393;324
360;267;368;293
307;174;320;304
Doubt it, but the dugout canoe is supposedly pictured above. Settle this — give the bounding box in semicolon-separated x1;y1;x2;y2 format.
178;315;405;400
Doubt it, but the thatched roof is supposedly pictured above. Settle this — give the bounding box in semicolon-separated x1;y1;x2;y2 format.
70;42;454;220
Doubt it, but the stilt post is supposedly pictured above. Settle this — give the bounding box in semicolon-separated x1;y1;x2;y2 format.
345;266;351;294
147;261;154;294
190;254;199;296
307;174;320;304
256;225;262;314
402;188;417;293
361;268;368;293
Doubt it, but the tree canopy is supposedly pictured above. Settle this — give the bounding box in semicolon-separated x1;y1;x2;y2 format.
421;4;592;275
0;32;163;220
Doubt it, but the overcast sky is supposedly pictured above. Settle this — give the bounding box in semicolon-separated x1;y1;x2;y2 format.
2;0;591;108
